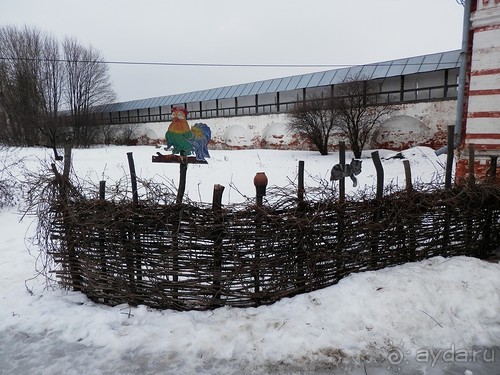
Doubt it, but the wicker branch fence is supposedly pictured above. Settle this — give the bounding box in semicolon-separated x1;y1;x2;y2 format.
45;154;500;311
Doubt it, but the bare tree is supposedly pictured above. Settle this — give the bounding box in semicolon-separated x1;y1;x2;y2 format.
38;32;65;155
0;26;45;145
0;27;116;148
62;37;116;146
0;27;65;152
333;74;394;158
288;95;338;155
288;75;393;157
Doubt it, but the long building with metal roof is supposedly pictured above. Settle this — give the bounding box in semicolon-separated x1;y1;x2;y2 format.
97;49;461;123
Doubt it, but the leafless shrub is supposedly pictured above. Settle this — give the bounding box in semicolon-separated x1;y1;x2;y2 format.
0;146;24;208
115;123;140;145
333;74;395;158
288;94;337;156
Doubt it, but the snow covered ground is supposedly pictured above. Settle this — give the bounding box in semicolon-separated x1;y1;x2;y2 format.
1;146;499;374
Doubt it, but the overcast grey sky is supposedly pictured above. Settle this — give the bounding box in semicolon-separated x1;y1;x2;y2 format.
1;0;465;103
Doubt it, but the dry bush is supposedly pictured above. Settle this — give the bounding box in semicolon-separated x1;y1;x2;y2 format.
0;146;25;208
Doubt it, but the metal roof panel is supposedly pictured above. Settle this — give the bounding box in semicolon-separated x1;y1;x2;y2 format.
277;77;292;91
371;63;390;79
101;49;461;113
240;82;255;97
387;59;407;76
257;79;273;94
267;78;282;93
419;53;442;72
285;75;303;90
219;86;232;98
209;87;224;100
331;68;349;83
191;91;204;102
306;71;326;87
359;64;377;79
226;85;239;97
198;90;212;101
437;50;461;70
233;84;247;97
318;70;338;86
402;56;424;75
344;66;364;80
248;80;264;95
296;73;314;88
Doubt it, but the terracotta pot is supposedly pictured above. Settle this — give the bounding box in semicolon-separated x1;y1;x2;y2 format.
254;172;268;197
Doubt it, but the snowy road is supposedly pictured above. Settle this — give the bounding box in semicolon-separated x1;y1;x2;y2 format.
1;328;499;374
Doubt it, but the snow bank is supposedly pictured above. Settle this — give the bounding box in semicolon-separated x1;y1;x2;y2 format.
0;146;498;374
1;210;499;374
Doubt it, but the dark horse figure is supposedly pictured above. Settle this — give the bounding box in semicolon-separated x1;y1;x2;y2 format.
330;159;362;187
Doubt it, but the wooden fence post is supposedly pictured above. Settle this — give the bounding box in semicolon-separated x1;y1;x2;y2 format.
176;155;188;204
98;180;108;302
339;142;346;203
336;143;347;280
403;161;416;261
127;152;139;204
371;151;384;200
171;154;189;302
464;146;475;255
253;172;268;304
442;130;457;254
99;180;106;200
296;161;306;292
403;160;413;192
63;143;72;181
126;152;140;304
371;151;384;268
212;184;225;307
298;160;305;202
445;125;455;189
51;162;82;292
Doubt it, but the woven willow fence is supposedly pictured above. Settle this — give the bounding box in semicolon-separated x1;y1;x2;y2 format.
47;182;500;311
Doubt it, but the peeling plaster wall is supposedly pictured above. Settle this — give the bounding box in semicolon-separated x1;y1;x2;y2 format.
136;114;307;150
372;101;456;150
134;100;456;152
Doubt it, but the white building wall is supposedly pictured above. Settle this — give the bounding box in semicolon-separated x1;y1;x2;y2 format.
464;0;500;153
455;0;500;182
133;100;456;151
